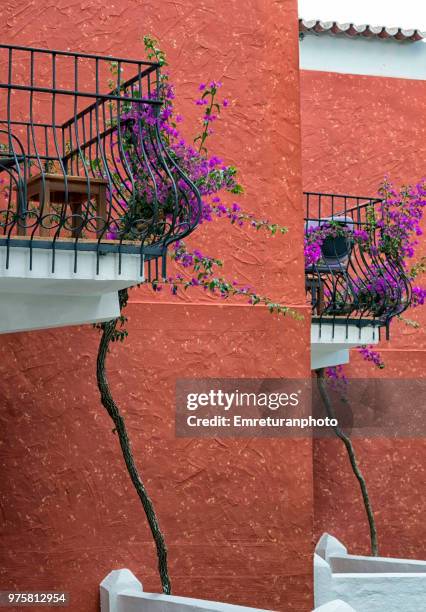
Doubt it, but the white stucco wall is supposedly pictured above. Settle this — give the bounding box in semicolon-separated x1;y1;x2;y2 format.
314;533;426;612
300;35;426;80
100;570;275;612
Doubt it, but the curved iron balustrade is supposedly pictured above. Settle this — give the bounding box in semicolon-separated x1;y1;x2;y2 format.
305;192;412;338
0;44;202;278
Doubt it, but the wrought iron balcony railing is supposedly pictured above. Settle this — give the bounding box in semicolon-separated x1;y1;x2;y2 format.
0;44;202;279
304;192;412;338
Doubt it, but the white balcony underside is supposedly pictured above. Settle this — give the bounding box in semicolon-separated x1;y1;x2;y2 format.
0;291;120;334
311;321;380;370
0;245;144;333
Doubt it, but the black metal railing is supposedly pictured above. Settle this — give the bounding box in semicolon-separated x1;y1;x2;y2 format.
0;44;202;277
304;192;412;337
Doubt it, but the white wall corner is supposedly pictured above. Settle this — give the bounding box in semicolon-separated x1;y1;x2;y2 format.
315;533;348;562
314;553;333;607
100;569;143;612
313;533;426;611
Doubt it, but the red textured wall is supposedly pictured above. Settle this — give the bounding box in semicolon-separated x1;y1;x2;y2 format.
300;71;426;193
301;70;426;560
0;3;313;612
300;69;426;356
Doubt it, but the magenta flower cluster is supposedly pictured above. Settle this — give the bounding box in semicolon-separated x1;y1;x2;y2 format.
304;182;426;315
102;77;248;243
358;346;385;369
325;365;348;386
378;180;426;260
412;286;426;307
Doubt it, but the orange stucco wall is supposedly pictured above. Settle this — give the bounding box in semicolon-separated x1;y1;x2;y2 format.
300;69;426;358
0;3;313;612
301;69;426;560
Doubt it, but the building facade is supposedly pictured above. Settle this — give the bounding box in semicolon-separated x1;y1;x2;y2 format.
0;2;312;611
0;5;425;612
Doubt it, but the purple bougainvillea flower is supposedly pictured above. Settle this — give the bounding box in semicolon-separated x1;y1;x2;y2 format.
358;346;385;369
412;286;426;307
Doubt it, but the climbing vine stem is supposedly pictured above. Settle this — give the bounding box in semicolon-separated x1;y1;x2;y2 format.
316;368;379;556
96;288;171;594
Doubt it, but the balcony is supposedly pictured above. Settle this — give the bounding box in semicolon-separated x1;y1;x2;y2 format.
0;44;201;333
305;192;412;369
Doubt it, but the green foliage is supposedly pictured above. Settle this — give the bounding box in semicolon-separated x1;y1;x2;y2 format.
143;35;168;67
409;256;426;280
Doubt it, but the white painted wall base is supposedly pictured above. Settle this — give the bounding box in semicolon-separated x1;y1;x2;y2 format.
314;533;426;612
311;323;380;369
100;570;274;612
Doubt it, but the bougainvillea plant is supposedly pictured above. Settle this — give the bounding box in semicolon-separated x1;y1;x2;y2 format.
104;39;292;318
307;180;426;556
305;180;426;374
96;36;299;595
95;36;426;590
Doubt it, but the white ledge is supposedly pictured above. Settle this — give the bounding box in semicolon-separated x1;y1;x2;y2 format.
100;569;274;612
0;245;144;296
314;533;426;611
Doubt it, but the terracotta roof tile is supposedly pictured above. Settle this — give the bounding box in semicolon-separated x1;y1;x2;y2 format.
299;18;425;42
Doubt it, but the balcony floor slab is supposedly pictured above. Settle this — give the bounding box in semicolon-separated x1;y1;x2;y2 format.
0;245;144;295
311;321;381;369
